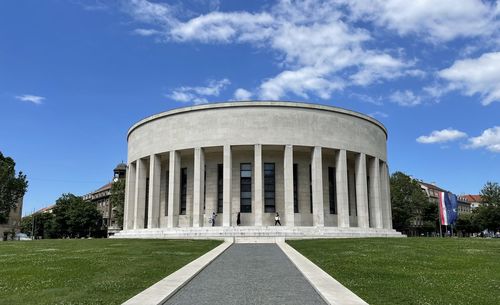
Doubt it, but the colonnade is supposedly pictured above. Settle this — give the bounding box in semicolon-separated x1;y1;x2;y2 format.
123;145;392;230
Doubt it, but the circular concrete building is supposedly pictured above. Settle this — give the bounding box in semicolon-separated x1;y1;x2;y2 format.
116;101;401;239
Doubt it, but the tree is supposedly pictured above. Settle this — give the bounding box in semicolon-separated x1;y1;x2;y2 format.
53;193;102;238
480;181;500;206
421;199;439;234
473;205;500;232
390;171;430;233
471;181;500;233
21;213;57;239
455;213;478;236
110;178;125;229
0;151;28;223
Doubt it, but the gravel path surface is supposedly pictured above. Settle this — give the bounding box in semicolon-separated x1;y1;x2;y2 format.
163;244;327;305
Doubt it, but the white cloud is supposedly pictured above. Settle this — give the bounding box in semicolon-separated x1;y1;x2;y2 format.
122;0;178;27
133;28;161;36
417;128;467;144
122;0;417;101
168;79;230;105
344;0;499;42
260;67;344;100
389;90;421;107
369;111;388;119
438;52;500;105
15;94;45;105
233;88;252;100
467;126;500;152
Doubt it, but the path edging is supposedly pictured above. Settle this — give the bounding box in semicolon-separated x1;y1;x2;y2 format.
277;241;369;305
122;240;233;305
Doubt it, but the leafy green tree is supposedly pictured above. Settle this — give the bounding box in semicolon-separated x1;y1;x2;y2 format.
20;215;33;235
473;205;500;232
480;181;500;206
456;213;478;235
53;193;102;238
20;212;57;238
110;178;125;229
471;181;500;233
421;199;439;233
0;151;28;223
390;171;430;233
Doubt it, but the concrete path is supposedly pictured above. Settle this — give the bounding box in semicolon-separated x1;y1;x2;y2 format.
163;244;327;305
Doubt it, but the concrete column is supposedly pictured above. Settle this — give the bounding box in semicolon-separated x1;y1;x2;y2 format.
355;153;369;228
348;167;357;219
311;146;324;227
124;161;136;230
284;145;294;226
335;149;349;228
192;147;205;227
369;157;383;228
134;158;147;229
253;144;263;226
147;154;161;229
381;162;393;229
222;145;232;227
167;151;180;228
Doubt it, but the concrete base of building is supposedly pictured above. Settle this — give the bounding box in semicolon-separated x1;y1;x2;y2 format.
111;226;404;240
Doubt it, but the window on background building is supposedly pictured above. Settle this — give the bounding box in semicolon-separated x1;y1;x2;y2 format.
264;163;275;213
240;163;252;213
145;178;149;228
217;164;223;213
293;163;298;213
180;168;187;215
328;167;336;214
165;170;169;216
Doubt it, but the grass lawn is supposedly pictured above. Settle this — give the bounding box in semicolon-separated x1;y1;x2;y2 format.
289;238;500;305
0;239;221;305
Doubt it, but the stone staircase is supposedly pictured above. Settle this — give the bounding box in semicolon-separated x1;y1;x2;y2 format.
112;226;404;241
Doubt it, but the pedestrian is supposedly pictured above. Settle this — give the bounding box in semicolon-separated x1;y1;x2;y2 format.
274;213;281;226
237;212;241;226
211;212;217;227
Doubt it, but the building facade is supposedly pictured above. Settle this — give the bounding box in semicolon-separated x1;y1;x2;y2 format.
82;163;126;236
459;194;482;209
116;101;401;239
0;198;23;241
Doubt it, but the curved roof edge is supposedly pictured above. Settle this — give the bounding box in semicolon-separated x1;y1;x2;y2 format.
127;100;388;140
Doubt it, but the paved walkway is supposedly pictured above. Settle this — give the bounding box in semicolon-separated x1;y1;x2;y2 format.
163;244;327;305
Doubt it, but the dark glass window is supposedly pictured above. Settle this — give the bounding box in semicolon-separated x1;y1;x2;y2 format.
217;164;223;213
240;163;252;213
180;168;187;215
145;178;149;228
328;167;336;214
165;171;169;216
264;163;275;213
293;163;298;213
367;175;370;213
309;164;313;213
347;170;351;216
203;165;206;211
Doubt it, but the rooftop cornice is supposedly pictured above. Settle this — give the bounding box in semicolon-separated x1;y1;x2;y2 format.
127;100;388;140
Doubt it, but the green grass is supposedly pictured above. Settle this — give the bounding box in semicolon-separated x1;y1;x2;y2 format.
0;239;221;305
288;238;500;305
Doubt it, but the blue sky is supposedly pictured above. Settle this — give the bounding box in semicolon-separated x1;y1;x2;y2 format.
1;0;499;215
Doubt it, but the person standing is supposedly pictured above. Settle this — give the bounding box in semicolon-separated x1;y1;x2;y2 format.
211;212;217;227
237;212;241;226
274;213;281;226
